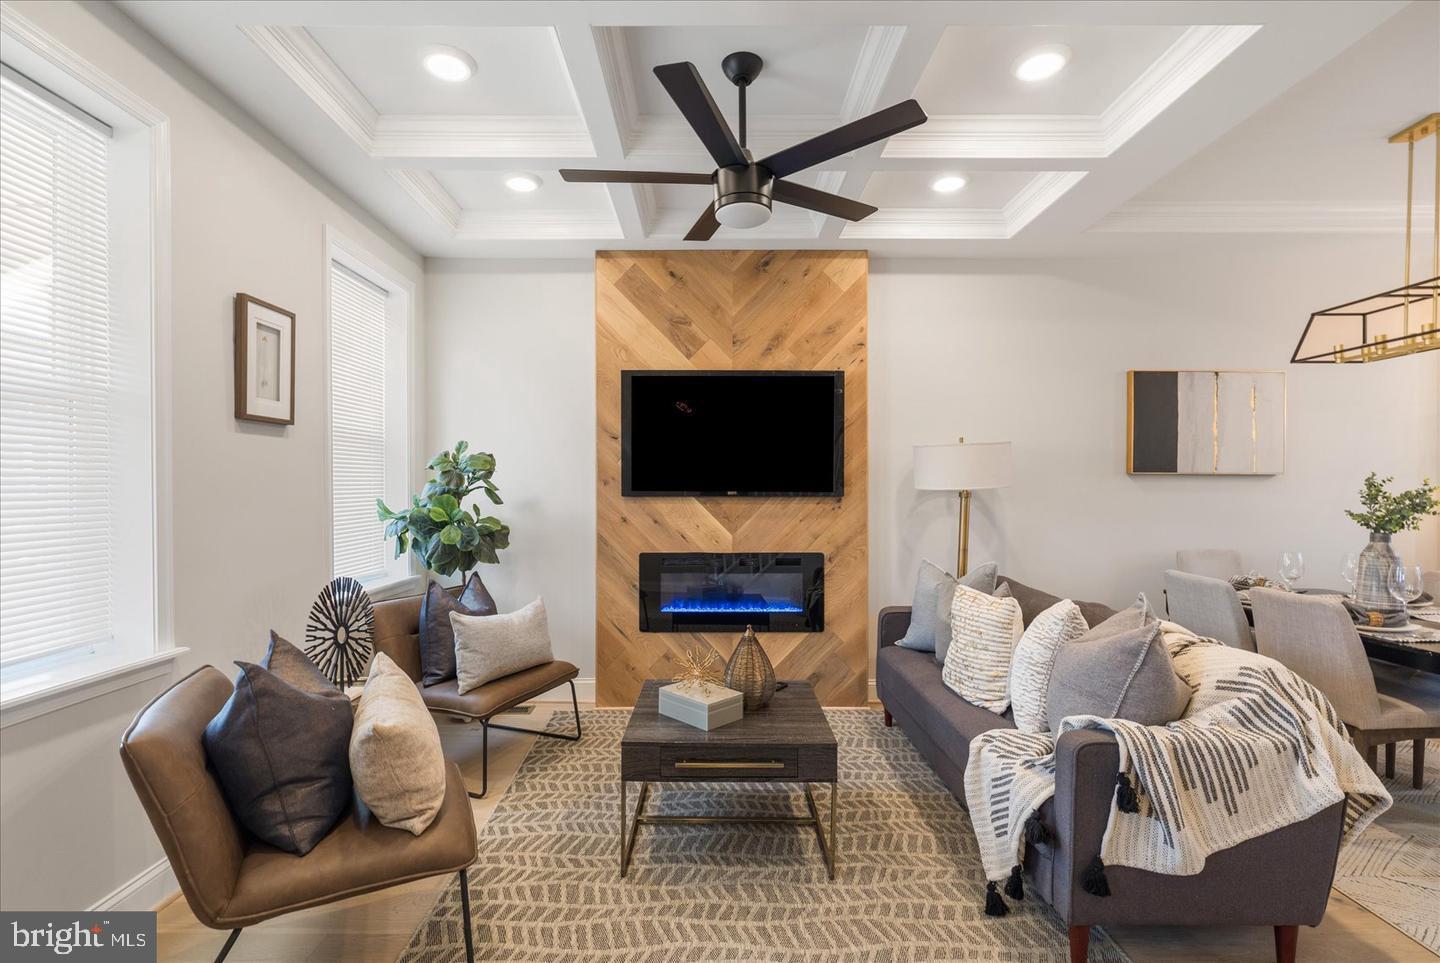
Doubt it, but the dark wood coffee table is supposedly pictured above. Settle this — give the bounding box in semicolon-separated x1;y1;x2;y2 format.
619;679;839;879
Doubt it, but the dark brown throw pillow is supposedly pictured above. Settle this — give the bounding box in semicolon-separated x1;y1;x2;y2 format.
419;573;497;686
203;633;353;855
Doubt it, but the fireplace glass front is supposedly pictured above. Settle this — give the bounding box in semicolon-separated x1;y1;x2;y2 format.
638;552;823;632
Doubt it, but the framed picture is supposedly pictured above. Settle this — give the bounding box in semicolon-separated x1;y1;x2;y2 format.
234;293;295;424
1127;370;1285;475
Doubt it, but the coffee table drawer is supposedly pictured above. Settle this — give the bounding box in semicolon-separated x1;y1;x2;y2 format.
659;746;800;781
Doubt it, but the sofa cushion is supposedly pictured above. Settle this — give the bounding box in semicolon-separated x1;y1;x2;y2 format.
1010;599;1089;733
453;597;555;694
349;653;447;835
897;560;997;655
877;645;1014;777
942;584;1024;712
997;575;1116;629
418;573;497;687
1046;594;1191;730
203;634;353;855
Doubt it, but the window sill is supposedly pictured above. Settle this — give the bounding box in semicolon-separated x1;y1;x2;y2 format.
359;572;426;602
0;647;189;729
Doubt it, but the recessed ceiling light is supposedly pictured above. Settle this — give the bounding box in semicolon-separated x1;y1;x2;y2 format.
1013;44;1071;82
931;175;967;193
423;46;476;83
504;173;542;193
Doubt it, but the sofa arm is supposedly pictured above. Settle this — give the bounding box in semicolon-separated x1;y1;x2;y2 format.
877;606;911;653
1049;729;1121;923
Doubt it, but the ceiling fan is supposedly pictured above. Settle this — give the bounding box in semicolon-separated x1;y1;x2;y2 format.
559;51;927;240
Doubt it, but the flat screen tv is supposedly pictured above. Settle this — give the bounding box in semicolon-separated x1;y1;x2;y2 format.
622;370;844;497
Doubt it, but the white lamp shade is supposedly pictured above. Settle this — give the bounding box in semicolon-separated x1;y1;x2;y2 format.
913;442;1013;491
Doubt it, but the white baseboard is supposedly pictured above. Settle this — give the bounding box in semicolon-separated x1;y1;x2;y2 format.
531;678;878;706
89;858;177;912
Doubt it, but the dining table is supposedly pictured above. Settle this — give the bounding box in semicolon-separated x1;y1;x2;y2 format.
1237;587;1440;674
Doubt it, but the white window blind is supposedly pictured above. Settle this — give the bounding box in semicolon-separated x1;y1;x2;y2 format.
0;72;113;667
329;260;389;581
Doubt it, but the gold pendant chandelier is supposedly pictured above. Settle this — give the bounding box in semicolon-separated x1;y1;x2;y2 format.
1291;113;1439;364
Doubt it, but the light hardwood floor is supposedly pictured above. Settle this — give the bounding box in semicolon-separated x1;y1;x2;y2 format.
156;704;1436;963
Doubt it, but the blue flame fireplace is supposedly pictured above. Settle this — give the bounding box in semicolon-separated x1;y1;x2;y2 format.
638;552;823;632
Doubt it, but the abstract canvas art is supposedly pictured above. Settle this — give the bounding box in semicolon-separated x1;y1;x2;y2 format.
1127;370;1285;475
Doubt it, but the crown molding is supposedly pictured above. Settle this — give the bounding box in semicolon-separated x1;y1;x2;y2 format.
244;25;593;159
1092;202;1427;234
839;26;907;121
592;26;640;151
1004;170;1087;234
841;208;1009;239
389;169;621;239
1101;24;1261;153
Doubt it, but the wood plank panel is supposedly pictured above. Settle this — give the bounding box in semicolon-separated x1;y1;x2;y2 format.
596;251;868;706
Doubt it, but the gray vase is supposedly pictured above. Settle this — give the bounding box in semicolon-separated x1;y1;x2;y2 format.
1354;533;1404;615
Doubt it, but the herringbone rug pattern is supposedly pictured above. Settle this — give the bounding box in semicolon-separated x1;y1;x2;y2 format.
399;709;1130;962
1334;739;1440;954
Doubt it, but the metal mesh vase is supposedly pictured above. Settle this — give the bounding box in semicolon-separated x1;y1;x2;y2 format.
725;624;776;711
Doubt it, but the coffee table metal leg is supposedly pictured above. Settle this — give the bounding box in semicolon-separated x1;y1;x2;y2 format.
620;780;650;878
803;782;839;880
618;779;626;878
828;781;838;880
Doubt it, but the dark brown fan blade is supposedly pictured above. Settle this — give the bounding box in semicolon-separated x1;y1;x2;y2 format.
559;169;713;185
683;203;720;241
759;100;927;179
653;62;746;168
772;181;878;222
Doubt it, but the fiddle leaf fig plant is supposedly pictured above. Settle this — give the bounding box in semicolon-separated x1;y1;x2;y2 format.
1344;472;1439;535
376;440;510;577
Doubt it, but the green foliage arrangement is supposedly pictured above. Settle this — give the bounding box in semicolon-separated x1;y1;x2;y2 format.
1344;472;1439;535
376;441;510;577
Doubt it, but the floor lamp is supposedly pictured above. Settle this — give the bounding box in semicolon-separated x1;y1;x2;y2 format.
914;440;1013;577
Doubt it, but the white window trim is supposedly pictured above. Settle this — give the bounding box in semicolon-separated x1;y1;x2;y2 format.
323;226;418;599
0;5;175;711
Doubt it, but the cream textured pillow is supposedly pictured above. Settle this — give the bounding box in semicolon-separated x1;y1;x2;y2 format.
453;597;554;694
1008;598;1089;732
941;584;1024;712
349;652;447;835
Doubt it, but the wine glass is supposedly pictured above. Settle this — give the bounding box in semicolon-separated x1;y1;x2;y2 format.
1340;553;1360;597
1390;564;1423;606
1277;551;1304;591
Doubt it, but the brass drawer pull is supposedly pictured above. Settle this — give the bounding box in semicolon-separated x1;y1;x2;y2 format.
673;760;786;770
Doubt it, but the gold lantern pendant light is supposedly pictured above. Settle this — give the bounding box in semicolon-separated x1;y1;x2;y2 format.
1291;113;1440;364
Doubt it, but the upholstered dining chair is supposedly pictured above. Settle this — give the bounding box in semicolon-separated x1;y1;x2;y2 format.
1163;569;1255;650
371;589;581;799
1424;569;1440;601
1174;548;1245;581
120;667;481;963
1251;588;1440;788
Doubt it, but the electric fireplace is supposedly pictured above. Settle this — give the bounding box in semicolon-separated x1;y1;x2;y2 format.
638;552;823;632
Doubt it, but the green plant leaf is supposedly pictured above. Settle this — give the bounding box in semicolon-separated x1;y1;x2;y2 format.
464;451;495;473
440;524;463;545
430;493;460;516
395;532;409;558
441;469;466;489
484;488;503;505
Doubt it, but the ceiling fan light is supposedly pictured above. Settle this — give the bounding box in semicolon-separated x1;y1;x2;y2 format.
1013;44;1071;82
715;199;772;229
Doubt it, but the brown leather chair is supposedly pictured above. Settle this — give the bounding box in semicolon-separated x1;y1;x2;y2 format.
120;667;480;963
372;590;581;799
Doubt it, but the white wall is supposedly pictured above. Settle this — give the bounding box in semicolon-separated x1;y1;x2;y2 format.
424;238;1440;687
424;260;597;679
0;1;424;911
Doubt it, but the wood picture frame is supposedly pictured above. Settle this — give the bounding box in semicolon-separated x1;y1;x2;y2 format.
234;293;296;424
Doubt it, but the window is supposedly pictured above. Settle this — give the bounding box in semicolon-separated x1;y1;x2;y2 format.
0;62;162;696
326;232;411;587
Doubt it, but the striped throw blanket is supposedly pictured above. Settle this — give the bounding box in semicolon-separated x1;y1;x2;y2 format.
964;623;1392;915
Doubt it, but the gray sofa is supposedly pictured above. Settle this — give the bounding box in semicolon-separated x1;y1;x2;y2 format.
876;575;1346;963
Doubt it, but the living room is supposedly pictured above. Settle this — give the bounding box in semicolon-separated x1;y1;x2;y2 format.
0;1;1437;961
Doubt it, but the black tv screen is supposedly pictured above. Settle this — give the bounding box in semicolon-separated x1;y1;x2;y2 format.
622;371;844;496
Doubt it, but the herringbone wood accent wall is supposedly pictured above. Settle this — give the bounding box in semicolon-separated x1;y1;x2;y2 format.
595;250;868;707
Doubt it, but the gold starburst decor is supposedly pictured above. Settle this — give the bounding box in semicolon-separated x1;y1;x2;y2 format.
673;645;724;696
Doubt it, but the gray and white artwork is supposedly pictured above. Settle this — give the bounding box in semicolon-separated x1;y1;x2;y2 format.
1128;370;1285;475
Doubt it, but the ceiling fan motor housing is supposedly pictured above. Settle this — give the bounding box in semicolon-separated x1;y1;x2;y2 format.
714;164;774;227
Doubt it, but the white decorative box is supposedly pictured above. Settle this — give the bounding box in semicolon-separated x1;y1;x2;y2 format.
658;682;744;731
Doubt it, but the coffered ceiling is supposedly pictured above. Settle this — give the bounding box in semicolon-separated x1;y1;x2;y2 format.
115;0;1419;258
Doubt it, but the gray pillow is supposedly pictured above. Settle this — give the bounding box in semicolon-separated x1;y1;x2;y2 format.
1045;594;1190;730
453;597;555;694
897;560;997;654
419;572;497;686
204;633;353;855
934;564;1001;664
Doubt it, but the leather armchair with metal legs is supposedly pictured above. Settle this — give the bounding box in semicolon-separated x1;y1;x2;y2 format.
371;589;582;798
120;667;481;963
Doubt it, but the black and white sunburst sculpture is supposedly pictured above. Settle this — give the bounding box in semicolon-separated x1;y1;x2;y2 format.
304;576;375;689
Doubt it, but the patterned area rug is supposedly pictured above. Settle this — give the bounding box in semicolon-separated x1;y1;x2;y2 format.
399;708;1129;962
1334;739;1440;955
